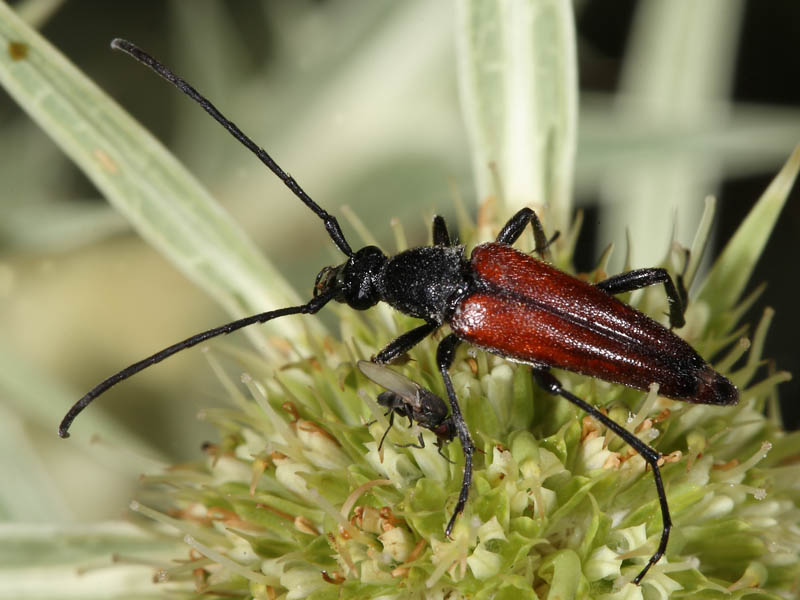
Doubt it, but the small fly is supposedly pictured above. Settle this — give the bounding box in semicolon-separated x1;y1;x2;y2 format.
358;360;455;457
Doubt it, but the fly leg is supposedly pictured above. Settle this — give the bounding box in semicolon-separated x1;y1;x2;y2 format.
596;268;687;329
377;411;396;451
436;334;475;537
532;369;671;585
397;434;426;450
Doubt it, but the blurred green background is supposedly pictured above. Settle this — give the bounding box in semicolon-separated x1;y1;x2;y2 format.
1;0;798;529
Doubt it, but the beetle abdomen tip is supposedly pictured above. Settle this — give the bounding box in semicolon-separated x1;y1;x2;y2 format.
696;368;739;406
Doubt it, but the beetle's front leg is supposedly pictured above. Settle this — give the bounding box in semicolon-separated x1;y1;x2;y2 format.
374;321;438;363
436;334;474;537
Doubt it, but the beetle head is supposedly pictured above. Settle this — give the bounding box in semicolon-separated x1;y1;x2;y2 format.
314;245;386;310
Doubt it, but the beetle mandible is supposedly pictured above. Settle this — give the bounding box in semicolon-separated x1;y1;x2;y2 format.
59;39;738;585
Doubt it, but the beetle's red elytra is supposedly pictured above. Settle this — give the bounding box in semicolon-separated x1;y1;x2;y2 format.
452;243;737;405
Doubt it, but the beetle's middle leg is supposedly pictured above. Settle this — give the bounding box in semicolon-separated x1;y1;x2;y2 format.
496;207;559;260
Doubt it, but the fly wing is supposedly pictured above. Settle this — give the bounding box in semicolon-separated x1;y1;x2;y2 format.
358;361;424;410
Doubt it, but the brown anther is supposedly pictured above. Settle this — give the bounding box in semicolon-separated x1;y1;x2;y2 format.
603;453;621;469
653;408;671;423
270;450;288;461
321;570;345;584
634;418;653;434
171;505;211;525
207;506;238;522
294;515;319;536
250;457;270;496
466;357;479;375
192;567;208;592
379;506;398;527
297;419;340;444
712;458;740;471
188;548;203;561
350;506;364;529
282;402;300;422
391;566;410;578
581;416;600;442
617;448;638;464
405;539;427;563
256;503;294;522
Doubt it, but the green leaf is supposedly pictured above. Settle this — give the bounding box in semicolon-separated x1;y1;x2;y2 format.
455;0;577;231
0;1;308;349
0;521;184;598
697;145;800;333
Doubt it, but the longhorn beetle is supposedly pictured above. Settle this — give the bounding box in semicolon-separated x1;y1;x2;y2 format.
59;39;739;585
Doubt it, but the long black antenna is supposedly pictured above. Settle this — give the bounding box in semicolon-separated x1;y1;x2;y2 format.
110;38;353;258
58;290;336;438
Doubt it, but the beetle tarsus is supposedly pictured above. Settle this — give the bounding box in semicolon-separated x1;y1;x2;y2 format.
495;207;557;261
432;215;452;246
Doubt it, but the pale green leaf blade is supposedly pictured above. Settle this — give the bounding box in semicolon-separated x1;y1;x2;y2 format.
0;522;184;599
0;1;306;348
698;145;800;332
455;0;577;231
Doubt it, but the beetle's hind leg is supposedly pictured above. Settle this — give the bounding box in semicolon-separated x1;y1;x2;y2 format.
532;369;671;585
496;208;559;260
596;268;687;329
436;334;475;537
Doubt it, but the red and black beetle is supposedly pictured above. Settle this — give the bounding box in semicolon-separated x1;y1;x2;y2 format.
59;39;738;585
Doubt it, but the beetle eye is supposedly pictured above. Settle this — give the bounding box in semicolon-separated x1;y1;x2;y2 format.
314;265;342;298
